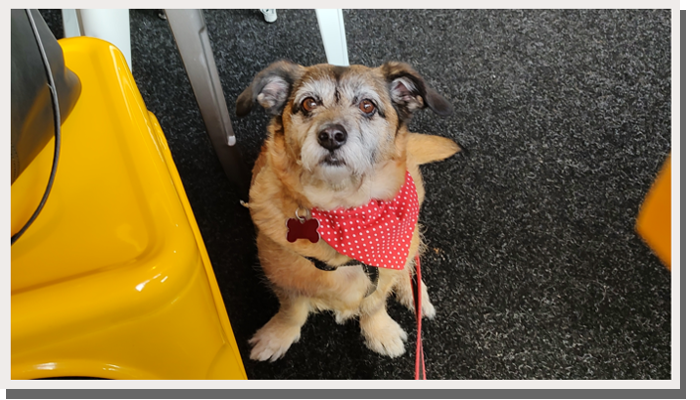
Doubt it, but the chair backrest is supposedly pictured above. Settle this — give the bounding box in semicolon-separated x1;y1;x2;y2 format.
11;9;81;184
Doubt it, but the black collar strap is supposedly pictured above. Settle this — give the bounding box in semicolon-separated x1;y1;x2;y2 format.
303;256;379;297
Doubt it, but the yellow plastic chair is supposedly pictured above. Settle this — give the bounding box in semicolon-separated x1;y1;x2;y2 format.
11;35;247;380
636;156;671;270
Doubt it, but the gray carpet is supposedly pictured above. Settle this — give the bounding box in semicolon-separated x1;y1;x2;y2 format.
40;9;672;380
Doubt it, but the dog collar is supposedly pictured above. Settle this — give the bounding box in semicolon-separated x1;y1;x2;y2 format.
310;170;419;270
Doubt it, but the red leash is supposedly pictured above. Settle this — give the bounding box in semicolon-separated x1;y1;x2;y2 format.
413;255;426;380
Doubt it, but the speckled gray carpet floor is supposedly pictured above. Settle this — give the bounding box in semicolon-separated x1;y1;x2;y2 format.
41;9;672;380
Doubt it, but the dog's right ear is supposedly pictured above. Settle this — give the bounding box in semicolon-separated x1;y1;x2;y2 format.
235;60;305;117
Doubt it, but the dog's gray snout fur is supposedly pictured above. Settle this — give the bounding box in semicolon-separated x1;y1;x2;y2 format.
318;124;347;151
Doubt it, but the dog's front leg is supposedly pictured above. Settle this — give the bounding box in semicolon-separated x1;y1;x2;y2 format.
359;273;408;358
249;294;310;361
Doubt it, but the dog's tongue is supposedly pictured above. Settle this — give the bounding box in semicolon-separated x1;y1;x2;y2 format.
311;170;419;270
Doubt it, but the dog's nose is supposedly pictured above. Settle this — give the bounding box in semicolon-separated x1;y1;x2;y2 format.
318;124;347;151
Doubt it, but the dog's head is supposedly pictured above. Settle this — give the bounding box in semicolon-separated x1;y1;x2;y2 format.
237;60;452;188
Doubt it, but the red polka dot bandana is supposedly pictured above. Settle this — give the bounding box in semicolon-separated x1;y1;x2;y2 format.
310;170;419;270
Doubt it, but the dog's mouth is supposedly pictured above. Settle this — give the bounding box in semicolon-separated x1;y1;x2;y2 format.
321;154;346;167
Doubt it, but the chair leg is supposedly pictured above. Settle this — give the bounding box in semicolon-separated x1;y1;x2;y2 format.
61;9;81;38
164;9;250;199
315;9;349;66
62;9;132;70
259;9;277;23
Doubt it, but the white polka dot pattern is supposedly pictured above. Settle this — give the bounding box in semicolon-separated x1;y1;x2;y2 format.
311;170;419;270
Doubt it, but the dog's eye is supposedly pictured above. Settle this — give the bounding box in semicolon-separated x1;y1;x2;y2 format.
302;97;318;112
359;99;376;115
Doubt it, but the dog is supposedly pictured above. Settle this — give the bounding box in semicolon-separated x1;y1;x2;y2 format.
236;60;460;361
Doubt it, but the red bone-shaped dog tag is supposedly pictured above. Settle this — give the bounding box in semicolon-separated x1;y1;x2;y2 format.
286;216;320;243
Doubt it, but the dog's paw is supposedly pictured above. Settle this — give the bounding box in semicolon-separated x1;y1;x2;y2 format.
361;314;408;358
420;284;437;319
249;321;301;362
421;297;436;319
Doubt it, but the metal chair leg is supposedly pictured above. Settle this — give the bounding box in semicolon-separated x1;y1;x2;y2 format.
259;9;277;23
315;9;349;67
164;9;250;199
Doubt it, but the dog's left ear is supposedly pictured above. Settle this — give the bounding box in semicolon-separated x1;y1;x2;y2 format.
236;60;305;117
380;61;453;121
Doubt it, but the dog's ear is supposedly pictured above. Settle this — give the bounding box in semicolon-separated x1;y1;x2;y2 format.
236;60;305;117
380;61;453;121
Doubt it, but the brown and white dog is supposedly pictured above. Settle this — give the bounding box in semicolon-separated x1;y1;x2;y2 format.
236;60;460;361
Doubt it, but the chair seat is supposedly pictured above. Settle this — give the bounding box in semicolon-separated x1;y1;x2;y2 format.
11;37;246;380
